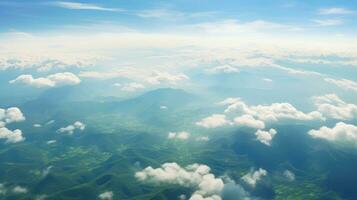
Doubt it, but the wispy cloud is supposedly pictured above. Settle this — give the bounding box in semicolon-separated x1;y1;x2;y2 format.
313;19;343;26
324;78;357;91
50;1;123;12
318;7;354;15
134;8;217;19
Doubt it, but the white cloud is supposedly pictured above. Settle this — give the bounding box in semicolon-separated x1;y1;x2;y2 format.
0;107;25;124
146;71;189;85
0;128;24;144
205;65;239;74
255;128;277;146
244;20;303;31
9;72;81;88
234;115;266;129
134;8;216;20
0;107;25;144
47;140;57;144
136;8;183;18
218;98;242;106
318;7;354;15
42;166;53;177
57;121;85;135
116;82;145;92
313;94;357;120
193;19;302;35
274;65;323;76
168;131;190;140
46;120;55;125
99;191;114;200
160;105;168;110
324;78;357;91
12;186;28;194
283;170;295;182
0;55;96;72
308;122;357;144
196;114;232;128
263;78;273;82
50;1;122;12
135;162;224;200
178;194;187;200
222;98;323;122
35;194;48;200
196;136;210;142
241;168;267;187
80;69;189;86
313;19;343;26
222;98;250;114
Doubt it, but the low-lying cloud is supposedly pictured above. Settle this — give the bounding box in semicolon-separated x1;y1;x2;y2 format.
57;121;85;134
9;72;81;88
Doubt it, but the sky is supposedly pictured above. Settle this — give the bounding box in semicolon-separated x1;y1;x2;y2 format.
1;0;357;34
0;0;356;98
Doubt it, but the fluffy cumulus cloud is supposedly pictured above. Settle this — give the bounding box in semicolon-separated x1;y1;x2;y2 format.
313;94;357;120
0;107;25;124
205;64;239;74
241;168;267;187
99;191;114;200
308;122;357;145
255;128;277;146
0;107;25;143
9;72;81;88
135;162;224;200
0;128;24;144
221;98;323;122
146;71;189;85
57;121;85;135
324;78;357;91
196;114;232;128
234;115;265;129
168;131;190;140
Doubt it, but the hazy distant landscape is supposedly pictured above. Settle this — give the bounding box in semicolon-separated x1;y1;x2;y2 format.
0;1;356;200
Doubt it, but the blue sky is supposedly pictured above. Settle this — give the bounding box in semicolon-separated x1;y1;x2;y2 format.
1;0;357;36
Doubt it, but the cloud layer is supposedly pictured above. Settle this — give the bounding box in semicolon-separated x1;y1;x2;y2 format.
9;72;81;88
